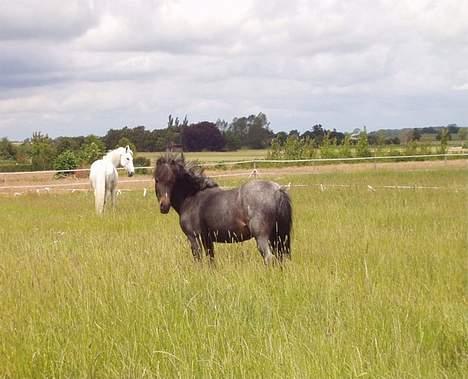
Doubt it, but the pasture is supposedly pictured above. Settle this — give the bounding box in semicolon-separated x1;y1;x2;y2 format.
0;166;467;377
141;149;268;164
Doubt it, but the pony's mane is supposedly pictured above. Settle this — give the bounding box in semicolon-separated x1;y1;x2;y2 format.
155;153;218;192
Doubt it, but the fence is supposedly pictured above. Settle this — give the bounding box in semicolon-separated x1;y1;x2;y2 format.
0;153;467;195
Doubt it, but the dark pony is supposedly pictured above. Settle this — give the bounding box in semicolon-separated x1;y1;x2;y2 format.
154;154;292;264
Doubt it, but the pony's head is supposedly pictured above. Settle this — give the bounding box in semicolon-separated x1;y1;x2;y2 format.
154;153;217;214
120;146;135;177
154;153;182;213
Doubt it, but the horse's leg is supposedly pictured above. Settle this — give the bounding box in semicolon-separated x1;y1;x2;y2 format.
249;217;276;265
202;236;215;264
256;236;275;265
187;235;202;261
104;189;111;212
111;187;117;210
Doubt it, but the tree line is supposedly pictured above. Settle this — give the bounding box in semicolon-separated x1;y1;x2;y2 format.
0;114;465;172
0;113;274;171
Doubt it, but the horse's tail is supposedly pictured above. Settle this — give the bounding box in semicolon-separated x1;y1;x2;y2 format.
271;188;292;258
91;166;106;215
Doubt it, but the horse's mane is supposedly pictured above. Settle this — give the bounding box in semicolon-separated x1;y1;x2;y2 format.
155;153;219;192
103;146;133;160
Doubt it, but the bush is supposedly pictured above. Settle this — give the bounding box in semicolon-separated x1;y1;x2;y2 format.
54;150;79;176
81;142;104;165
31;132;57;171
133;156;151;175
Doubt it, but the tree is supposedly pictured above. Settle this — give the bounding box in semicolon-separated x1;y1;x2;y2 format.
412;128;422;141
356;127;371;157
459;128;467;141
15;141;32;163
81;138;105;165
341;134;352;157
438;128;449;153
223;130;241;151
31;132;57;170
54;150;79;174
224;113;273;149
181;122;225;151
246;113;273;149
274;131;288;145
0;138;16;160
447;124;459;135
54;136;85;155
117;137;136;154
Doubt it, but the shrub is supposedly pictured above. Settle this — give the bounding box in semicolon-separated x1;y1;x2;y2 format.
356;130;371;157
54;150;79;176
81;142;104;165
133;156;151;175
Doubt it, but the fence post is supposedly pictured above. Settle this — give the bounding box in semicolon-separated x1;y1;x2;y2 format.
373;149;377;170
252;160;257;178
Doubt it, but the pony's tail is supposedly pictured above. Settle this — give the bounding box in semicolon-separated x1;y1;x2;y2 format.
94;173;106;215
271;188;293;259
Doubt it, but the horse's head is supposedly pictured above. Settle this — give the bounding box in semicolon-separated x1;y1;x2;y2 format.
120;146;135;177
154;155;180;213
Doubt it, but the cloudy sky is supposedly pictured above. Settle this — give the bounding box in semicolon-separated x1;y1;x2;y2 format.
1;0;467;139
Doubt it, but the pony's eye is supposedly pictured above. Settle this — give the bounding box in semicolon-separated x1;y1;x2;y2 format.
127;158;130;161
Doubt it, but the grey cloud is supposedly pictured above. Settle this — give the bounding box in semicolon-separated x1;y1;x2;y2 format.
0;0;467;139
0;1;98;41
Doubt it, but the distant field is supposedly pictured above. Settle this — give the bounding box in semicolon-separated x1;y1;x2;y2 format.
0;166;466;377
140;149;268;164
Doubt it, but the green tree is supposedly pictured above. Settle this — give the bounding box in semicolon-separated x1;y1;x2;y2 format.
356;127;371;157
223;131;241;151
117;137;137;154
284;135;304;160
439;128;449;154
54;150;79;174
320;133;333;158
31;132;57;170
340;134;352;157
0;138;16;160
459;128;467;141
81;142;104;165
15;142;32;163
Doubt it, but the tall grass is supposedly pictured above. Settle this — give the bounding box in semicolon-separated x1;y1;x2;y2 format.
0;168;466;377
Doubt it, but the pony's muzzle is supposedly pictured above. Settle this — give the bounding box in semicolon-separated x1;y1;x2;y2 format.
160;200;170;214
128;171;134;177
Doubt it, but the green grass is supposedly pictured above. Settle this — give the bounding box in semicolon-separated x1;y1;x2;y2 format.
140;149;268;164
0;167;467;377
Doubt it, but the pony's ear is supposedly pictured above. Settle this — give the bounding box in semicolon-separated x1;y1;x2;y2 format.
125;145;129;153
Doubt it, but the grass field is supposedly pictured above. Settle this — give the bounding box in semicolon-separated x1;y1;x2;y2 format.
141;149;268;164
0;167;467;377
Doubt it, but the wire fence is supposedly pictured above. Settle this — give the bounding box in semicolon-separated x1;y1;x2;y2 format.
0;153;466;195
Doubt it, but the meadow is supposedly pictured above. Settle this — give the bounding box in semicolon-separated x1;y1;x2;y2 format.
141;149;268;164
0;166;466;378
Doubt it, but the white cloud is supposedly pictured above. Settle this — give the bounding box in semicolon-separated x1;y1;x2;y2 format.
0;0;467;139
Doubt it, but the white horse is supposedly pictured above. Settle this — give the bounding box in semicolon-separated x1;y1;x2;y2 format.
89;146;135;214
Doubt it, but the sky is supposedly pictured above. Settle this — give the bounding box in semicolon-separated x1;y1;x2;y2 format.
1;0;467;140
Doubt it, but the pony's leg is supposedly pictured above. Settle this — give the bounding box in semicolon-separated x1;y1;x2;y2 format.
256;236;275;265
111;189;117;209
187;235;202;261
249;217;276;264
104;190;111;212
202;237;215;263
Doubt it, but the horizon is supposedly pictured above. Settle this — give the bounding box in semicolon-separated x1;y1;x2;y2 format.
1;1;467;140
